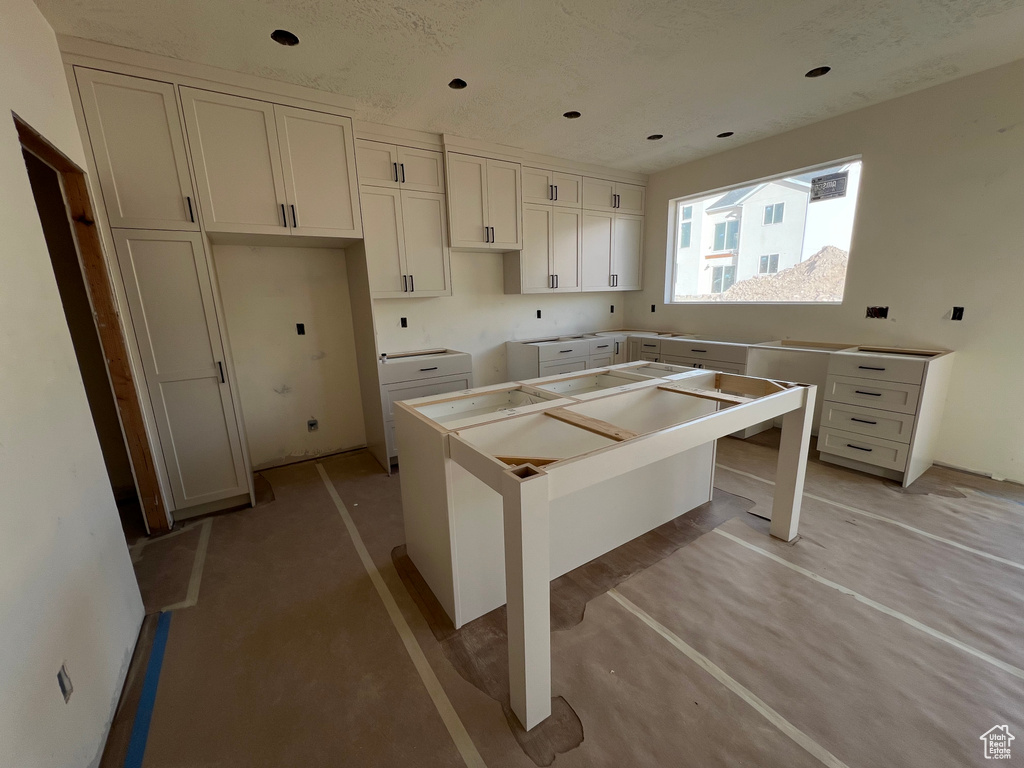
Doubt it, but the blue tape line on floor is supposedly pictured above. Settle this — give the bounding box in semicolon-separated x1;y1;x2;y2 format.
124;611;172;768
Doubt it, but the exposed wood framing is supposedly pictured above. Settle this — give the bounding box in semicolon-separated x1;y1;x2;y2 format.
657;385;754;407
545;408;639;442
495;455;561;467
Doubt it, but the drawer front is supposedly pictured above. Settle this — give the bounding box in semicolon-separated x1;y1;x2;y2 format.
536;341;590;362
829;354;925;385
382;373;473;420
589;338;616;355
379;353;472;384
590;353;614;368
663;339;748;365
633;337;662;355
663;355;744;375
538;359;588;376
817;427;908;472
825;375;921;414
821;401;916;444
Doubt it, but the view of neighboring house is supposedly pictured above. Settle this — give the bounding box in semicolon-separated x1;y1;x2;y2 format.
674;172;818;296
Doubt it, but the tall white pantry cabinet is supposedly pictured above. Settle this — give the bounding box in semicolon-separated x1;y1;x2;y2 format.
74;64;364;516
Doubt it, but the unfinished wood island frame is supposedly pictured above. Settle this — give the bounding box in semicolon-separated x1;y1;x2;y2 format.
395;363;816;730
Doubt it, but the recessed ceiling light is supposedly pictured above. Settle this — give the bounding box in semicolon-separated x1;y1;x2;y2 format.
563;111;581;119
647;134;664;140
448;78;467;89
271;29;300;46
805;66;831;78
716;131;734;138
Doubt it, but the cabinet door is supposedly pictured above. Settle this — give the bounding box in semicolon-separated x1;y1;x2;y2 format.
581;211;614;290
551;208;582;291
275;105;361;237
590;353;614;368
356;139;399;188
360;186;407;298
397;147;445;193
615;183;646;214
486;159;522;249
520;203;554;293
447;152;488;248
112;230;247;508
402;190;451;296
552;172;583;209
583;177;616;212
612;213;644;290
180;88;287;234
77;68;198;231
522;167;554;205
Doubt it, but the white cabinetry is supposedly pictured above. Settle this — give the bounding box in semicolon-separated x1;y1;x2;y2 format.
503;204;582;294
356;140;445;193
582;177;645;214
582;211;643;291
446;152;522;250
180;88;361;238
112;229;249;508
506;337;623;380
523;167;583;209
76;68;198;231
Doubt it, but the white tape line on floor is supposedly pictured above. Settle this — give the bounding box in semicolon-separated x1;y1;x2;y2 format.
715;463;1024;573
315;463;486;768
713;527;1024;682
608;588;850;768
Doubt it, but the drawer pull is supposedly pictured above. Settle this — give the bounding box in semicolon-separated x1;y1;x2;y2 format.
850;417;878;425
690;349;708;353
854;390;882;396
419;366;438;372
847;443;874;452
858;365;886;371
643;343;658;348
596;344;609;349
559;349;574;353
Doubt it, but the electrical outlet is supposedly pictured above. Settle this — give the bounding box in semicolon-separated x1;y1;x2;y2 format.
865;306;889;319
536;309;542;319
400;317;407;328
57;664;73;703
951;306;965;321
651;304;656;313
307;419;318;432
296;323;305;335
610;305;615;313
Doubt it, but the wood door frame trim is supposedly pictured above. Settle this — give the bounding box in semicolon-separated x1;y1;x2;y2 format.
16;114;170;532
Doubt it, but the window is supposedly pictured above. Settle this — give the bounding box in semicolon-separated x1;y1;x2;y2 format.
679;206;692;248
763;202;784;225
667;158;862;303
713;220;739;251
711;265;735;293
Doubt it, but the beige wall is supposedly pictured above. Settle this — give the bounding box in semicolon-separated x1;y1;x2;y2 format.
372;250;621;385
214;245;367;469
0;0;144;765
627;59;1024;482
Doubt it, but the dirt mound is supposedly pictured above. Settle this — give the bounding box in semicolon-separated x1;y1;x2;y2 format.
716;245;848;302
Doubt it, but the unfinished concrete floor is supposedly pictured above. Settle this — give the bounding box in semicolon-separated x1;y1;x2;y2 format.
110;434;1024;767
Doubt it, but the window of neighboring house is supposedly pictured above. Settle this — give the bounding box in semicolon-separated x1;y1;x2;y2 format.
713;220;739;251
763;202;784;225
759;254;779;274
667;157;862;304
679;205;692;248
711;265;736;293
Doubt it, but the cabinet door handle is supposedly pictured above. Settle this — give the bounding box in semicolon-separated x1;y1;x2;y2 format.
614;341;620;355
400;163;406;183
281;203;288;227
549;184;554;201
614;274;619;287
217;361;225;384
490;226;495;243
847;443;873;452
858;365;886;371
553;185;558;201
186;196;194;223
393;162;399;182
854;390;882;396
291;204;298;228
484;226;490;243
554;274;559;288
402;274;408;292
409;274;414;292
850;417;878;425
419;366;438;372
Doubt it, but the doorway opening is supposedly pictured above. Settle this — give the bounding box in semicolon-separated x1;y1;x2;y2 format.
16;115;168;537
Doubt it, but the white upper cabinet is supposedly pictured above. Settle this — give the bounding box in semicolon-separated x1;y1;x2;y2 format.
446;152;521;250
552;172;583;209
523;166;582;209
181;87;361;238
581;211;614;290
551;208;582;291
357;140;445;194
180;88;287;234
76;68;198;231
612;213;643;290
583;176;645;214
504;204;581;294
360;185;451;299
275;105;361;237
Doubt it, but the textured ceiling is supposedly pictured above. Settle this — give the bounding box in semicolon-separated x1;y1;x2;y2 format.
37;0;1024;173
